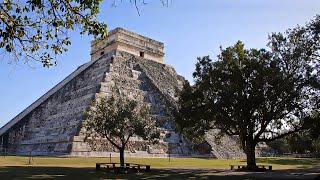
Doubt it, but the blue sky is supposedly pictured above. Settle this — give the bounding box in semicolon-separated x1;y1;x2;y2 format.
0;0;319;127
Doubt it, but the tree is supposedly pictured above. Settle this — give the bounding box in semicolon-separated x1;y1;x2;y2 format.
286;132;313;154
286;112;320;155
304;111;320;139
266;139;289;155
84;90;159;167
312;138;320;155
0;0;169;67
0;0;107;67
176;16;320;169
266;130;320;156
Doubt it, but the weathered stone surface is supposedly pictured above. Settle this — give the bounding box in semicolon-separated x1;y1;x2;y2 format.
205;130;246;159
91;28;164;63
1;58;111;155
0;28;244;159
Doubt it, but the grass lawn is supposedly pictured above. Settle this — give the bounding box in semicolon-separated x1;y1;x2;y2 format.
0;156;319;179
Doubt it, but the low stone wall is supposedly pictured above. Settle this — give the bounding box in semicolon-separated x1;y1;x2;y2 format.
69;151;212;158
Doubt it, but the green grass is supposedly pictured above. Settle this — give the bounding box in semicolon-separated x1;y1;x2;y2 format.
0;156;319;169
0;156;319;179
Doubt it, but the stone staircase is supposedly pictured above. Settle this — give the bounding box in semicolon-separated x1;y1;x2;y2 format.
205;129;246;159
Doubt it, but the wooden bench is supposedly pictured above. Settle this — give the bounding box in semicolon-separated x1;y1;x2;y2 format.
96;163;116;171
230;164;246;170
96;163;151;172
257;165;272;170
131;163;151;172
230;164;272;171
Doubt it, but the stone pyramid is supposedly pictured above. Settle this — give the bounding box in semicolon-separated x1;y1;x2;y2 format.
0;28;245;158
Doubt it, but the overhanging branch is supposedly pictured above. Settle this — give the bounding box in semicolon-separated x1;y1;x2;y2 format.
258;127;302;142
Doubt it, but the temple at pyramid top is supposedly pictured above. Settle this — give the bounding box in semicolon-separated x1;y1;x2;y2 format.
91;28;165;63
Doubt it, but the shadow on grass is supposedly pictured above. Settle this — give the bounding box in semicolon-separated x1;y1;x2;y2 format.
256;158;320;166
0;166;319;180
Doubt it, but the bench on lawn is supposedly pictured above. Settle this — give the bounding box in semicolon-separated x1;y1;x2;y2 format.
131;163;151;172
230;164;272;171
96;163;116;171
96;162;151;172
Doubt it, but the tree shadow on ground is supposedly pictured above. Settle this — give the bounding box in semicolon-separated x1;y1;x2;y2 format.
0;166;319;180
256;158;320;166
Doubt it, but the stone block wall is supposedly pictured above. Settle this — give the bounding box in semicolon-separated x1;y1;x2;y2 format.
91;28;164;63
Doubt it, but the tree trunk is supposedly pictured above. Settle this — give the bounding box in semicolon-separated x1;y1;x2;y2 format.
119;147;125;167
245;141;257;170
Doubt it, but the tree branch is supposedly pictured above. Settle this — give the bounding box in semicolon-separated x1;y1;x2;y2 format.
259;127;302;142
104;134;121;149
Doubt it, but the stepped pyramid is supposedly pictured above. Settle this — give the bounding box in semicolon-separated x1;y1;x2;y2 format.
0;28;245;158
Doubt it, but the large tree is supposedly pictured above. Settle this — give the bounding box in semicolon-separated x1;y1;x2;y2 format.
176;16;320;169
84;90;159;167
0;0;107;67
0;0;169;67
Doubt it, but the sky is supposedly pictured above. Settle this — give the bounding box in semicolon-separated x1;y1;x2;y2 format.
0;0;319;127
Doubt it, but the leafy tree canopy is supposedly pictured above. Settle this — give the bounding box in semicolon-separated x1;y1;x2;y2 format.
0;0;107;67
84;89;160;166
176;15;320;169
0;0;169;67
267;129;320;156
